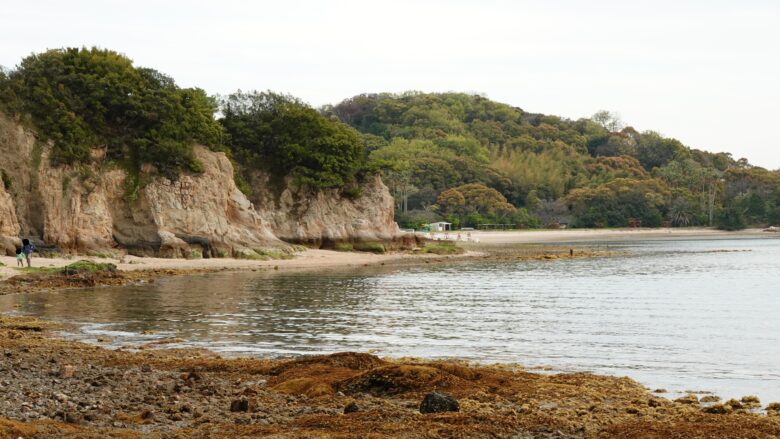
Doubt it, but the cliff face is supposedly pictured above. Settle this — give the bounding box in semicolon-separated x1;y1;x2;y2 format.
0;183;21;254
0;114;400;256
249;172;399;246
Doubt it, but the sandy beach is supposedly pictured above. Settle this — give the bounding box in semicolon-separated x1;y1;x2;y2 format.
0;248;475;283
464;227;773;244
1;227;774;283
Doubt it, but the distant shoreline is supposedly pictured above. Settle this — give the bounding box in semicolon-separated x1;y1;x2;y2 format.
1;228;775;284
463;227;775;244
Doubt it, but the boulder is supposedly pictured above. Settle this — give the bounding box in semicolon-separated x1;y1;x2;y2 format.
419;391;459;414
343;402;359;414
229;397;252;413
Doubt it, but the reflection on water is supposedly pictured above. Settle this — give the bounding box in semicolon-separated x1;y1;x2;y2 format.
2;237;780;402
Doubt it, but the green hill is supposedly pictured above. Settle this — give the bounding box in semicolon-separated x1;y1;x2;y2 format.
327;92;780;230
1;48;778;231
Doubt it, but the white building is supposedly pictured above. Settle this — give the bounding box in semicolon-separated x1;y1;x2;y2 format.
428;222;452;232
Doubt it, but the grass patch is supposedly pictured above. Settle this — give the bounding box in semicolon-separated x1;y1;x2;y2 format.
255;249;293;260
60;260;117;275
187;250;203;260
334;243;354;252
354;242;385;253
233;249;265;260
233;248;293;260
421;241;464;255
15;260;117;276
86;250;111;259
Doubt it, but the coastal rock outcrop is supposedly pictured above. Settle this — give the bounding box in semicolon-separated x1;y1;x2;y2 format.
249;172;399;246
0;113;400;256
0;183;21;255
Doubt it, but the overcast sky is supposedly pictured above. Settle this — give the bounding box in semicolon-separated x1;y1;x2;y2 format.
2;0;778;168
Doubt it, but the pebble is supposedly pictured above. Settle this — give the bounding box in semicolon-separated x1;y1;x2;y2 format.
60;364;77;378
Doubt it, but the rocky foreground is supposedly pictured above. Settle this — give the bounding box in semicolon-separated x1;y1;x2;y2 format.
1;317;780;438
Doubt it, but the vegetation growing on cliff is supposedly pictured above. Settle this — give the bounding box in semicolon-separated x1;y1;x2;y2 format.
0;49;372;191
219;91;370;188
329;92;780;230
2;49;778;228
0;48;223;179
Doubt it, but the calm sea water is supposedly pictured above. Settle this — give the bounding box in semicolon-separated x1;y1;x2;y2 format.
2;237;779;402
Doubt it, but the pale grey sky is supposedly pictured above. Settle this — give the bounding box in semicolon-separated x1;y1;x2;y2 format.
2;0;778;168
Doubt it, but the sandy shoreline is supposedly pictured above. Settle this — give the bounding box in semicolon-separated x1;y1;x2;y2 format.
0;249;477;283
464;227;774;244
2;227;773;283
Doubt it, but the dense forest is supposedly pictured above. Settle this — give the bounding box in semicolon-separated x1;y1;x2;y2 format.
1;48;779;231
326;93;780;230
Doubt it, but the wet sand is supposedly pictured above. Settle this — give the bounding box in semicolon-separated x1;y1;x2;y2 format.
0;249;477;283
1;315;779;438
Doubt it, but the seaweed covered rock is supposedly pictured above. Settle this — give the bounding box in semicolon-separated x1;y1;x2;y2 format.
419;391;460;414
269;352;385;375
60;261;117;275
337;365;474;397
343;402;360;414
674;394;699;405
2;259;124;291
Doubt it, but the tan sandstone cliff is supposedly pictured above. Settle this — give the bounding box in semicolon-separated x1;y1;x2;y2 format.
0;113;400;257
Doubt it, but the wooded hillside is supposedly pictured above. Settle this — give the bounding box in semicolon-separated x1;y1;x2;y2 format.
2;49;777;231
327;92;779;230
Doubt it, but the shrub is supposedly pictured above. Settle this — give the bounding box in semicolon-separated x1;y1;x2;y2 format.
421;242;464;255
715;206;747;231
220;91;369;188
334;243;354;252
354;242;385;253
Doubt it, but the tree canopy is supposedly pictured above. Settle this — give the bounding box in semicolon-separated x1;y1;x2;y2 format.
0;47;222;178
219;91;368;188
330;92;779;230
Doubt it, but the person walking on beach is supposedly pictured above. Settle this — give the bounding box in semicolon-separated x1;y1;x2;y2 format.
21;238;35;268
15;248;24;267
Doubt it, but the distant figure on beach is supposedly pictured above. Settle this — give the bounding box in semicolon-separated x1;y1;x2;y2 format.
569;248;574;257
21;238;35;267
15;248;24;267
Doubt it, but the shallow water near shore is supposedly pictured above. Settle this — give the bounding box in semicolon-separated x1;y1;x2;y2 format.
2;237;780;402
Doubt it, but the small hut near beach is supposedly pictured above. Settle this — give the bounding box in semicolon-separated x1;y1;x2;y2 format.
428;222;452;232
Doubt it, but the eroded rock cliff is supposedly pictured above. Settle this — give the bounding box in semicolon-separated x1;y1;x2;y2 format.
249;172;399;246
0;114;400;256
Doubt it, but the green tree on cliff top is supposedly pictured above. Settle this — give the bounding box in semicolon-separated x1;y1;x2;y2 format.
219;91;368;188
0;47;223;179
